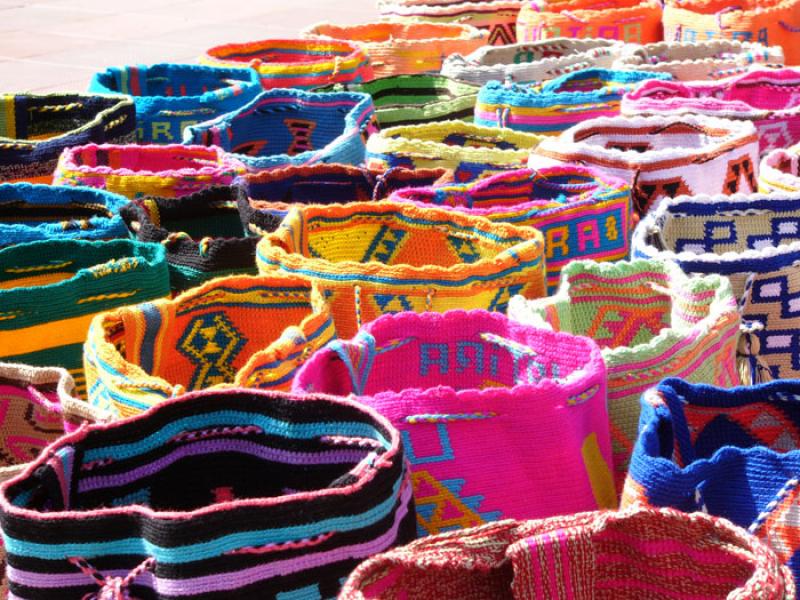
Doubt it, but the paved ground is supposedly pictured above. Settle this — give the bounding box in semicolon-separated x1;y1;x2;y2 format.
0;0;379;92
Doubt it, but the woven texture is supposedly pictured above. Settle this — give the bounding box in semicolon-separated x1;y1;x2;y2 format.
89;63;263;144
441;38;624;85
84;274;336;418
200;38;374;89
0;239;170;398
529;114;759;217
256;200;546;338
622;69;800;155
316;75;481;127
613;40;785;80
52;143;244;199
622;377;800;583
632;193;800;383
390;166;631;292
377;0;524;46
509;259;742;494
0;387;415;599
366;120;543;182
759;143;800;193
294;309;615;536
339;506;796;600
0;93;135;184
184;89;377;171
122;186;259;292
663;0;800;64
516;0;663;44
0;183;129;246
475;68;672;134
302;22;487;78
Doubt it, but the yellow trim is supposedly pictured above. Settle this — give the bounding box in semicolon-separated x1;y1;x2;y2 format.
582;432;618;509
2;95;15;139
0;312;96;357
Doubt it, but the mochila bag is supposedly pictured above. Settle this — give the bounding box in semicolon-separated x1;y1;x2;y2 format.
89;63;263;144
293;309;615;536
0;387;415;600
528;114;760;218
0;92;135;184
255;200;546;338
52;143;244;199
759;143;800;193
474;68;672;135
389;165;631;292
509;259;741;495
0;183;129;247
183;89;378;171
84;274;336;419
301;21;488;78
623;377;800;582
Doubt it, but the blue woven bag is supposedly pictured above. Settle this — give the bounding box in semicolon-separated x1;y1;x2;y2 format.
183;89;378;171
89;64;263;145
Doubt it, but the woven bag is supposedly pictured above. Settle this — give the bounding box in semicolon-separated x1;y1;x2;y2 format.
184;89;377;172
339;506;796;600
366;120;543;182
0;387;415;599
622;69;800;155
200;38;374;89
255;200;546;338
622;377;800;583
475;68;672;135
509;259;741;495
52;143;244;199
301;22;487;78
390;166;631;292
294;309;615;536
315;75;481;127
613;39;785;80
529;114;759;218
377;0;524;46
759;143;800;193
0;93;135;184
0;182;129;246
0;239;170;397
121;187;258;292
632;193;800;383
516;0;663;44
663;0;800;64
89;63;263;144
84;274;335;418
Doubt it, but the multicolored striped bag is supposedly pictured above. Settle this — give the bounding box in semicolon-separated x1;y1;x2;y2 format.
390;166;631;291
622;69;800;155
339;506;795;600
84;274;336;418
0;93;135;184
0;387;415;600
121;186;258;292
52;143;244;199
377;0;524;46
528;115;759;217
0;239;170;397
475;68;672;134
759;143;800;193
663;0;800;64
0;183;128;246
440;38;624;85
366;120;543;182
200;38;374;89
302;22;487;78
623;377;800;582
516;0;663;44
184;89;377;171
89;63;263;144
256;201;546;338
612;40;785;80
509;259;742;493
316;75;480;127
632;193;800;383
